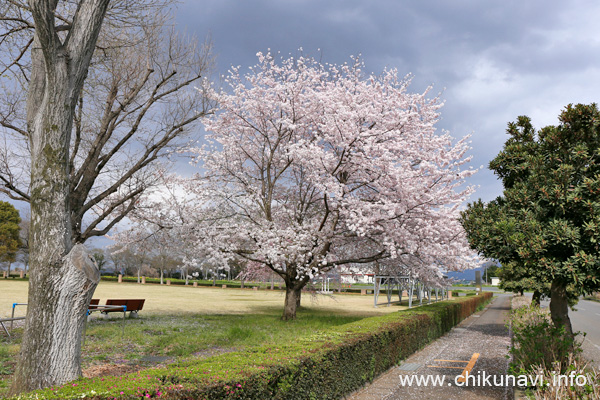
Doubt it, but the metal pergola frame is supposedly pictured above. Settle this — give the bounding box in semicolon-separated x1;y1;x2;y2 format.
373;275;450;308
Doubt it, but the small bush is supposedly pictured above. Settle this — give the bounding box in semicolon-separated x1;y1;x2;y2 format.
509;305;581;375
529;354;599;399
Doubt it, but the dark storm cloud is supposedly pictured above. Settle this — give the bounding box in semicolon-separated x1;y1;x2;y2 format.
176;0;600;201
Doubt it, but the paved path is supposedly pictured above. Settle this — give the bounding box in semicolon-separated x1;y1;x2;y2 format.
349;294;513;400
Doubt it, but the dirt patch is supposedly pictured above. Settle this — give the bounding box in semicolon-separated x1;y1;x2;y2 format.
83;363;141;378
192;346;238;359
82;347;236;379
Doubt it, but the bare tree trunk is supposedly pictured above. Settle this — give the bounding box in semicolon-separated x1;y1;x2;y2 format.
549;280;573;339
531;290;542;307
279;265;310;320
283;285;302;320
160;269;164;284
10;1;109;394
12;243;99;393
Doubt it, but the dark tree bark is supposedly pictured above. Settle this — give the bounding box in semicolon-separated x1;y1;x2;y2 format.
296;289;302;309
280;264;310;320
10;0;109;394
549;279;573;339
283;285;303;321
531;289;542;307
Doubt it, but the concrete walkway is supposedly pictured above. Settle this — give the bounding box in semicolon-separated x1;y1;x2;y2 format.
349;294;513;400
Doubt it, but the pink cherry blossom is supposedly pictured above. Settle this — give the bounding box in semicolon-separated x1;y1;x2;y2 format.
118;52;477;319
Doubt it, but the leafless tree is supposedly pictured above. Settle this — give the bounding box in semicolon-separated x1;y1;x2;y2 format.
0;0;213;393
109;243;148;281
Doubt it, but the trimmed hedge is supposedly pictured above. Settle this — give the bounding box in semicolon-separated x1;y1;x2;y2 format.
14;293;492;400
2;275;28;281
100;276;283;290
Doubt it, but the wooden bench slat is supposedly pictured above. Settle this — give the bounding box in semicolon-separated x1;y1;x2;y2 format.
103;299;145;313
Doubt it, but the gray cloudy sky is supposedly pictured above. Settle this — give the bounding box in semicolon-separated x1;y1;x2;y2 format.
175;0;600;202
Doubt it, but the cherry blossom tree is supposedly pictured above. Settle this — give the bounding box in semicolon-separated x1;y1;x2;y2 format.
185;52;476;320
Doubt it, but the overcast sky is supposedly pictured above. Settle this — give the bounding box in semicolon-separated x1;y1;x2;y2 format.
175;0;600;202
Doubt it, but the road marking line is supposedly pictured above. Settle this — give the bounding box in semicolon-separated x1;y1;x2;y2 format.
457;353;480;383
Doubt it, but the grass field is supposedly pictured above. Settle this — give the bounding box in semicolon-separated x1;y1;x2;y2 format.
0;280;412;395
0;280;406;319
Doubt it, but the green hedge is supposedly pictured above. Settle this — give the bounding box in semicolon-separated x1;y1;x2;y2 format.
14;293;492;400
100;276;284;290
2;275;28;281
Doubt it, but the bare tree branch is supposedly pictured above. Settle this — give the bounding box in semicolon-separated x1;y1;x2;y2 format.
1;1;214;246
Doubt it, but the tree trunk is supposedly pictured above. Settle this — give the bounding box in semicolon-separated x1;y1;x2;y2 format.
531;290;542;307
10;1;110;393
11;244;99;393
283;285;302;320
160;269;164;284
296;289;302;308
549;280;573;339
10;45;96;390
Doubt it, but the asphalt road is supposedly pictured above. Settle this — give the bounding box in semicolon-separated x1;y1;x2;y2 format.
350;294;513;400
451;286;504;293
540;297;600;369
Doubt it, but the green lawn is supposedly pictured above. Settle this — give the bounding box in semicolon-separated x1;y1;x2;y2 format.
82;310;363;366
1;311;367;394
0;279;409;395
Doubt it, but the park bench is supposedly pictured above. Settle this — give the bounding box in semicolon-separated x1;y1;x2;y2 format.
84;299;143;340
88;298;100;310
103;299;145;317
